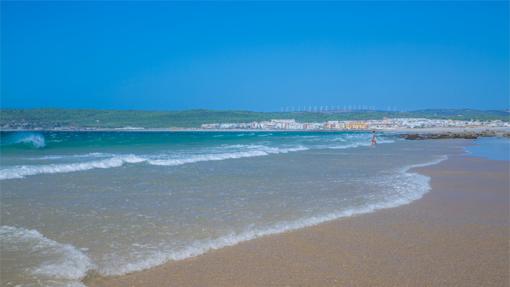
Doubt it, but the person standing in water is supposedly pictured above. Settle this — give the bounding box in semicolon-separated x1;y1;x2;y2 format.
371;131;377;145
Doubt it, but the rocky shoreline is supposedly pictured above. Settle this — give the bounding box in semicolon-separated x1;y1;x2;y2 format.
400;129;510;140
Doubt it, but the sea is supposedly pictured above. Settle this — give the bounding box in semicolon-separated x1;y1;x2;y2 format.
0;131;482;286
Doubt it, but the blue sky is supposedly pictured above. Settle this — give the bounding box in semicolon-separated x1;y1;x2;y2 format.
1;1;508;111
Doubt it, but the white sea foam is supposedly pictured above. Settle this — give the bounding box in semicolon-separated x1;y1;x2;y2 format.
147;146;308;166
2;149;448;280
326;135;395;149
330;138;395;149
2;132;397;181
29;152;113;161
236;133;256;137
3;132;46;148
328;142;371;149
0;146;308;180
0;155;146;180
1;134;396;181
97;155;448;276
0;225;94;283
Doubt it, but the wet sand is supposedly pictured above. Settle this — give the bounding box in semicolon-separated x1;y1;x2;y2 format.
86;153;509;287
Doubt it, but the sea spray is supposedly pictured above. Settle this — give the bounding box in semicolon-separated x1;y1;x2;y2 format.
1;132;46;148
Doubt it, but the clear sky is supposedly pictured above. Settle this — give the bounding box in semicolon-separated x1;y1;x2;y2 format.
1;1;509;111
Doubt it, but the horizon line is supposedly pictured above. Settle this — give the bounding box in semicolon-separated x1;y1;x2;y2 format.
1;107;509;113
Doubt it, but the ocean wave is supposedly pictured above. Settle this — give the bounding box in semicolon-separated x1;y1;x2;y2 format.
148;146;308;166
2;153;448;280
0;155;146;180
405;154;448;169
98;155;448;276
29;152;114;161
327;137;395;149
236;133;256;137
0;225;94;284
0;146;309;180
1;132;46;148
327;142;371;149
1;134;396;180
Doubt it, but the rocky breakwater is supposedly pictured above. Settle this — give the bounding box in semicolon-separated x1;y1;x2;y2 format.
401;129;510;140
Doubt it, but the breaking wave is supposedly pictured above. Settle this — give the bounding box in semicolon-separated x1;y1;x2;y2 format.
0;132;397;180
1;132;46;148
0;145;308;180
147;146;307;166
0;155;146;180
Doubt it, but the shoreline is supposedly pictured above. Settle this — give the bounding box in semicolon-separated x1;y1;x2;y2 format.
84;141;510;286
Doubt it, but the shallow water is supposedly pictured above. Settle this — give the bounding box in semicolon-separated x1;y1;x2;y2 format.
464;137;510;161
0;131;460;286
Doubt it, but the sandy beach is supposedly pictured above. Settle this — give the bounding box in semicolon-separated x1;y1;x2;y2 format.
84;145;509;287
3;1;509;286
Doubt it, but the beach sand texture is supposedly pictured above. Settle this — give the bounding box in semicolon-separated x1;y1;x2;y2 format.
85;154;510;287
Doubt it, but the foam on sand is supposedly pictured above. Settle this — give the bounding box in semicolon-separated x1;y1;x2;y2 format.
96;155;448;276
0;225;94;286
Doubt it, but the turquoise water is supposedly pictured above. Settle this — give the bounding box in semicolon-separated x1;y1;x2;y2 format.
0;131;457;287
465;137;510;161
0;131;397;180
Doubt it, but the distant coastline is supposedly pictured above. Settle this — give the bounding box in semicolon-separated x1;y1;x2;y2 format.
2;109;509;140
2;126;510;134
1;108;508;130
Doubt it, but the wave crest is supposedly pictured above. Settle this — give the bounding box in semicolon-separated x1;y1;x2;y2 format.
0;146;308;180
0;155;146;180
2;132;46;148
148;146;308;166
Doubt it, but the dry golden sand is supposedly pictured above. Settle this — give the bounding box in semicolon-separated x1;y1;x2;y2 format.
85;154;510;287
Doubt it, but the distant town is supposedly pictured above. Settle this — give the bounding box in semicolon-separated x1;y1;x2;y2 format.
1;109;509;131
201;118;510;131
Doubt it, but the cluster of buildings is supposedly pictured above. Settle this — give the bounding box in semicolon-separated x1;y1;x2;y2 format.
201;118;510;131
